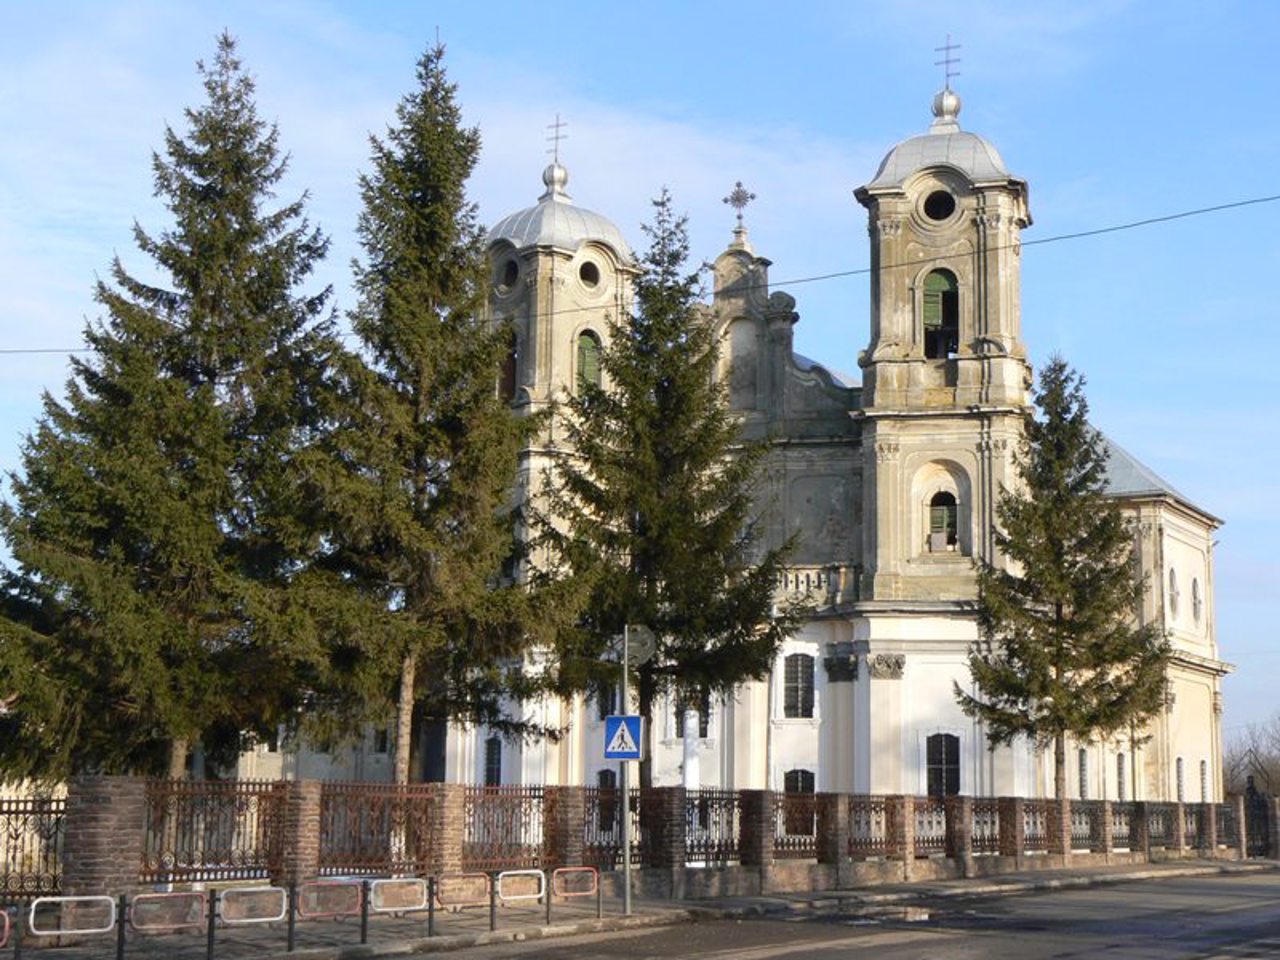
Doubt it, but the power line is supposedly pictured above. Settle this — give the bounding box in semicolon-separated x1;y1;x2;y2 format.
4;191;1279;357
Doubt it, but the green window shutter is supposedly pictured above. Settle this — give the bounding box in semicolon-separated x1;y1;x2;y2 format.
577;333;600;390
923;272;956;331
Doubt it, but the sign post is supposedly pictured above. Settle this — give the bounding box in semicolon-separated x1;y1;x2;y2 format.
606;624;654;916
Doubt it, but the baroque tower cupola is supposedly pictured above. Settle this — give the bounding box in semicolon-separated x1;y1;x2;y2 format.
854;85;1031;411
487;150;637;414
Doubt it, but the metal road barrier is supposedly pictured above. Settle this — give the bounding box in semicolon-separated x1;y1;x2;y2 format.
549;866;602;923
369;877;428;914
296;880;362;920
218;886;287;925
129;891;207;932
27;894;117;936
0;907;10;949
435;872;491;911
496;868;545;904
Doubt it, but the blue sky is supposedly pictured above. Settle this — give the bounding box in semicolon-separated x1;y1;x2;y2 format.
1;1;1276;737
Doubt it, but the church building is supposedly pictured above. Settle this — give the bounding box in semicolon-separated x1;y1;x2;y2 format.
241;86;1231;804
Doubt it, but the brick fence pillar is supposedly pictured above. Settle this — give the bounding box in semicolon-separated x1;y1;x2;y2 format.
429;783;466;876
889;795;915;880
739;790;774;867
998;797;1024;859
1096;800;1113;854
645;787;687;870
274;779;321;887
1234;794;1248;859
1048;797;1071;856
815;793;849;867
946;795;974;876
61;775;149;896
543;786;586;868
1131;801;1151;858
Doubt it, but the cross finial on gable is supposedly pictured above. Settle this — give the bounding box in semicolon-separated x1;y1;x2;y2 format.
723;181;756;229
546;114;568;165
934;35;961;90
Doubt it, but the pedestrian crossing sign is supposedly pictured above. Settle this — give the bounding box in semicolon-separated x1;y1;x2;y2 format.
604;715;643;760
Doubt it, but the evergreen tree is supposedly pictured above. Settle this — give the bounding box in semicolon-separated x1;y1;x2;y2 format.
956;356;1170;800
329;44;546;784
0;34;336;780
540;192;804;787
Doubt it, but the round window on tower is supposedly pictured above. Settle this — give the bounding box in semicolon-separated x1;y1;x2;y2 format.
923;190;957;222
579;261;601;289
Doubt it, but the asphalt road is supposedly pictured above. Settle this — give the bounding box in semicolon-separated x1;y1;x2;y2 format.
446;873;1280;959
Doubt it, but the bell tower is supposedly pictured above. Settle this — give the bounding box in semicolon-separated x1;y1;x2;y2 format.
853;86;1032;601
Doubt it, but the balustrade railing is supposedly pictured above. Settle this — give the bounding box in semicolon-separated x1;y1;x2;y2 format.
686;789;741;864
0;795;64;899
1023;799;1050;853
1216;802;1239;849
1111;802;1133;850
1071;800;1103;852
1146;802;1175;849
848;796;894;859
914;798;947;857
318;782;436;876
140;779;287;883
773;792;818;859
972;798;1000;855
462;785;545;871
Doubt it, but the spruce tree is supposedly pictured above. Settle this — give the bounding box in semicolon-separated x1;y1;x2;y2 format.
329;44;544;784
0;34;336;780
540;192;804;787
956;356;1170;800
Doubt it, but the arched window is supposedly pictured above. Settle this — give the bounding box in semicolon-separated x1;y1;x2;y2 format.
926;733;960;797
675;690;711;739
1200;760;1208;801
499;330;518;402
1117;752;1127;802
1078;748;1089;800
922;269;959;359
484;735;502;786
783;653;815;718
577;330;602;391
782;769;816;836
597;768;618;830
928;491;958;551
595;679;617;721
1176;756;1185;801
1192;578;1202;624
1168;568;1180;618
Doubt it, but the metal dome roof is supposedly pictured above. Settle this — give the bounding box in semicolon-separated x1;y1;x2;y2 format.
865;88;1014;190
489;162;635;264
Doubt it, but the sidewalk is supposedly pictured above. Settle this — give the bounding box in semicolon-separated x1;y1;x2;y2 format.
7;860;1276;959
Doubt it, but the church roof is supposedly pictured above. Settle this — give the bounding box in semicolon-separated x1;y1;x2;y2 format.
794;353;858;389
865;88;1017;190
1102;435;1215;520
489;162;635;264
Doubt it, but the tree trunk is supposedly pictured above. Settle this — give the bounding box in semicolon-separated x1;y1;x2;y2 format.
1054;732;1067;801
394;652;416;786
167;738;188;780
638;668;655;790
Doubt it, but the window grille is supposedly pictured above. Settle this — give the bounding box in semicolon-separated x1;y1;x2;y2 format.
783;653;815;718
926;733;960;797
577;331;601;391
484;735;502;786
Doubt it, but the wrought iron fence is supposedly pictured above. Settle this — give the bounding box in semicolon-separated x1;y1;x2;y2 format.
914;798;947;857
140;779;287;884
685;789;740;864
1146;802;1175;849
318;782;437;876
848;796;894;859
1023;799;1050;853
1071;800;1102;852
0;795;64;899
972;798;1000;855
1111;802;1133;850
772;792;817;860
1216;802;1239;849
461;786;544;872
